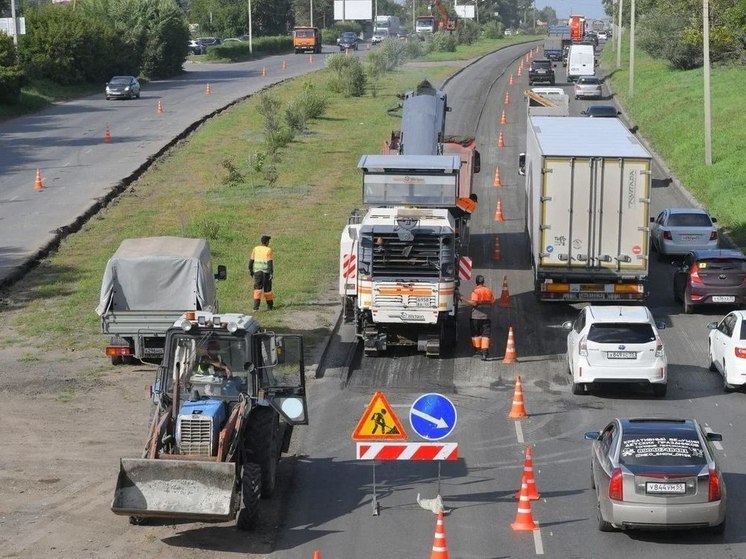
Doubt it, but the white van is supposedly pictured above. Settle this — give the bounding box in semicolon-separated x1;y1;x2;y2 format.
566;44;595;82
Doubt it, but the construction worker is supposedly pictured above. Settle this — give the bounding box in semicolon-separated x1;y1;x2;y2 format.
248;235;274;310
459;274;495;360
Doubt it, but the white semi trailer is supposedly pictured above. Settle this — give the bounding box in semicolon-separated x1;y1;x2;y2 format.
521;116;653;302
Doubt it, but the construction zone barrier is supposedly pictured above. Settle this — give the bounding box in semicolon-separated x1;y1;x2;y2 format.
493;166;502;187
498;275;511;308
508;374;526;417
33;168;45;191
104;124;112;144
156;99;164;114
511;479;538;531
430;511;449;559
503;328;519;366
492;236;502;261
494;198;504;222
515;446;540;500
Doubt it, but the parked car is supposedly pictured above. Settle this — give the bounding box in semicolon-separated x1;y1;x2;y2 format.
585;418;726;533
528;59;555;85
338;32;359;51
708;310;746;390
581;104;619;117
574;76;602;99
105;76;141;100
674;250;746;314
563;305;667;396
197;37;223;50
650;208;719;259
223;37;246;44
187;40;206;55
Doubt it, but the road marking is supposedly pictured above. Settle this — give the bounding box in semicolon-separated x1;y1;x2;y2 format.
514;420;524;443
533;522;544;554
10;196;18;202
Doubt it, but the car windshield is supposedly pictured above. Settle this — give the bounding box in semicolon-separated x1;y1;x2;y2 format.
295;29;315;38
698;258;746;271
587;323;655;344
668;213;712;227
578;78;599;85
110;77;130;84
341;33;356;40
587;107;616;116
619;433;706;466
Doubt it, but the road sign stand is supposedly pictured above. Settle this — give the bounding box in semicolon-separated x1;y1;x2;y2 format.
371;461;380;516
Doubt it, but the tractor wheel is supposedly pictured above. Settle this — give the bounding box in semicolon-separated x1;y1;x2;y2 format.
245;407;280;498
236;462;261;531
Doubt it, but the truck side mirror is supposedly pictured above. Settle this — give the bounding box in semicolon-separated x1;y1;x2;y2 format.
473;150;481;174
518;153;526;176
215;265;227;281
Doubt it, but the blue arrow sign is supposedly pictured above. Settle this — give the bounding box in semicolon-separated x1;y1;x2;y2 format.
409;393;457;441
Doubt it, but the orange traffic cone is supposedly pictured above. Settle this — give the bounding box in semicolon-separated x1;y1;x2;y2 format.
494;198;504;222
504;91;511;104
156;99;164;114
503;328;519;365
497;131;505;148
492;236;502;261
493;166;502;187
205;83;212;96
104;124;112;144
501;110;508;125
261;66;267;77
313;552;321;559
33;168;45;191
508;375;527;417
515;446;541;500
309;54;314;64
509;73;514;86
430;511;449;559
511;479;537;531
498;275;511;308
517;64;523;77
282;60;288;70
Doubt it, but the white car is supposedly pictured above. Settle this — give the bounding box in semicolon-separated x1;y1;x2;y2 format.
650;207;719;260
563;306;667;397
598;31;608;41
707;310;746;391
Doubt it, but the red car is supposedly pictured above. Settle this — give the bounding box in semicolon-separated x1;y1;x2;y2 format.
673;249;746;313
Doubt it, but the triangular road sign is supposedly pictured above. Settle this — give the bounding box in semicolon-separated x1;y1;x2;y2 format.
352;391;408;441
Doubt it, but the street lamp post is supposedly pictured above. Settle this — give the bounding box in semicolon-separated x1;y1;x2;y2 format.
248;0;253;54
628;0;635;97
703;0;712;165
616;0;623;69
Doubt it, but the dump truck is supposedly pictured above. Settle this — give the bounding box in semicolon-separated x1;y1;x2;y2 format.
96;237;226;364
525;87;570;117
521;117;653;301
111;310;308;529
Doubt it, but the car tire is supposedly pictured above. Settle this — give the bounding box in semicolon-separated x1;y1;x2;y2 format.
723;364;735;392
136;92;140;99
590;462;596;489
683;287;694;314
596;493;614;532
572;381;585;395
708;343;718;372
652;384;667;398
711;518;726;535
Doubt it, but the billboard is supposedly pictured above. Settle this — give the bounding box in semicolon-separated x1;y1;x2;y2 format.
334;0;373;21
454;5;475;19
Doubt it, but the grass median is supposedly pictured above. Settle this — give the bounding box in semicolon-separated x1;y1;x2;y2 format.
3;35;540;354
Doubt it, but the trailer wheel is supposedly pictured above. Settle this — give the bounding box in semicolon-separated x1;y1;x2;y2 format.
245;407;280;498
237;463;262;531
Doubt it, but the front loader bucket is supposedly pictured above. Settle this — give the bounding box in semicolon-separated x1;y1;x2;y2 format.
111;458;239;521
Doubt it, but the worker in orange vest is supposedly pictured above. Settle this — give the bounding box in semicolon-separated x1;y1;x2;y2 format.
459;274;495;359
249;235;274;310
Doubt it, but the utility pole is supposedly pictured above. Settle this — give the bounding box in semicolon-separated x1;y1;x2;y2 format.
703;0;712;165
311;0;314;26
10;0;18;46
248;0;253;54
616;0;623;69
628;0;635;97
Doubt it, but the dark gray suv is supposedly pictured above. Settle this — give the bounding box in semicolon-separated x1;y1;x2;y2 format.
528;59;555;85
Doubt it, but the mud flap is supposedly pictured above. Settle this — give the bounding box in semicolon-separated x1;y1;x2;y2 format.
111;458;239;521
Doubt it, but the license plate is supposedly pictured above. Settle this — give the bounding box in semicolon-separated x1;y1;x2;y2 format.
414;297;432;307
646;482;686;494
712;296;735;303
607;351;636;359
681;235;699;241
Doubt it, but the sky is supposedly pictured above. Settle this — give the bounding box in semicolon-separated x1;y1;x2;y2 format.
535;0;608;21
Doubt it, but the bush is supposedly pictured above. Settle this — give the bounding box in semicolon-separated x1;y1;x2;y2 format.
379;37;408;68
0;33;25;104
297;81;328;119
284;99;308;132
326;54;366;97
481;21;505;40
140;0;190;79
457;19;480;45
430;31;457;52
208;35;292;61
257;92;294;152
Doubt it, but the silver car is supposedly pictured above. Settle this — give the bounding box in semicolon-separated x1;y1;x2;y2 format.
585;418;726;533
650;207;719;259
574;76;602;99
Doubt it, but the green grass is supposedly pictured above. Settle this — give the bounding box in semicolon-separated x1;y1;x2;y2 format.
601;38;746;245
0;79;102;121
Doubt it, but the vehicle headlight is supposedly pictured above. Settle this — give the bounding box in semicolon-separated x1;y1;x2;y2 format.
124;86;130;91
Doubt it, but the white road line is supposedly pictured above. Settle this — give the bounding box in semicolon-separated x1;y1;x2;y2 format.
515;420;524;443
533;523;544;555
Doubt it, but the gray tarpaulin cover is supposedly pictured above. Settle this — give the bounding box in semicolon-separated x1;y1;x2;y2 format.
95;237;217;316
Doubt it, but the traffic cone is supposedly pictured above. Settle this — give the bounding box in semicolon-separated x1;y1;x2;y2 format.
345;48;351;56
504;91;510;104
509;73;514;86
104;124;112;144
508;375;527;417
313;552;321;559
309;54;314;64
492;236;502;261
282;60;288;70
430;511;449;559
497;131;505;148
511;479;537;531
517;65;523;77
501;110;508;125
515;446;541;500
205;83;212;96
156;99;164;114
262;66;267;77
503;326;516;368
494;198;504;222
493;166;502;187
33;168;45;191
498;275;511;308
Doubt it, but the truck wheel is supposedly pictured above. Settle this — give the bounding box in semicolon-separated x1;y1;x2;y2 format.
237;463;261;531
245;407;280;498
111;356;123;366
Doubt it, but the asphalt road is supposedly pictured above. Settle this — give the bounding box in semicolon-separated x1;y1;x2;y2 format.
272;42;746;558
0;47;354;286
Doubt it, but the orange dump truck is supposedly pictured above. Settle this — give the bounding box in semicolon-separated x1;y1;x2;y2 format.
293;27;321;54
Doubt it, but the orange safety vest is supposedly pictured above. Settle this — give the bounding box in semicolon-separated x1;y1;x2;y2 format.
250;245;273;273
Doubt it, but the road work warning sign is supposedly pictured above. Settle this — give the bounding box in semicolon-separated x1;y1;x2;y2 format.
352;391;408;441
